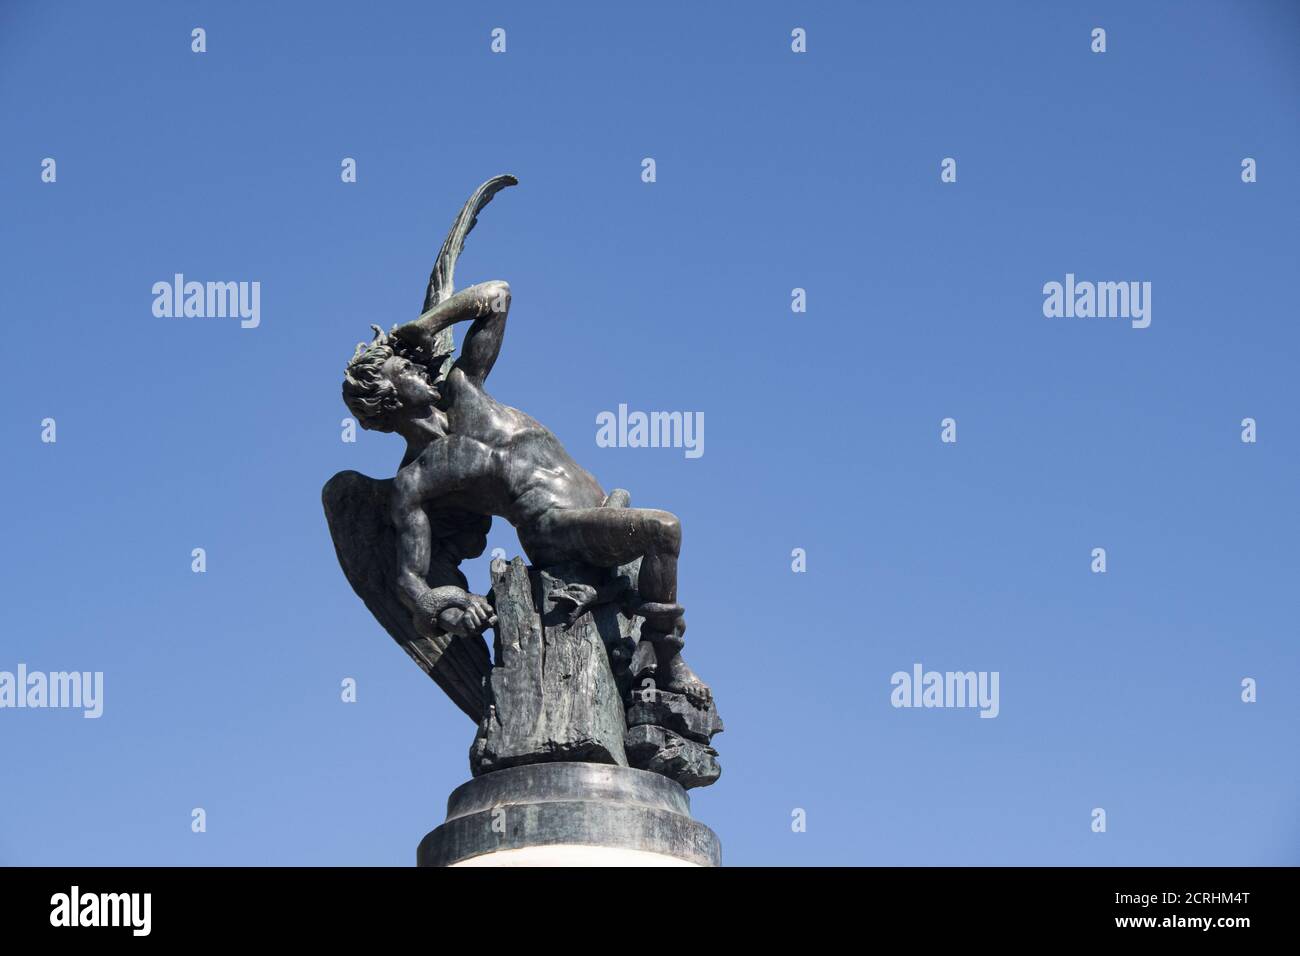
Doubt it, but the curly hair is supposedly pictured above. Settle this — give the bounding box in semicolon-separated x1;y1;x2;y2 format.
342;325;402;433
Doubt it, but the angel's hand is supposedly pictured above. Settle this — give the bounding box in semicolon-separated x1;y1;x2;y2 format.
437;593;496;637
414;587;491;638
390;322;427;350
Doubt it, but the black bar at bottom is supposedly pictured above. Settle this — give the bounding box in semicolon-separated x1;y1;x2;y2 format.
0;866;1282;940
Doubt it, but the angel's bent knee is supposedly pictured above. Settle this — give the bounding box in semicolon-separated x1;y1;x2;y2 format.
644;510;680;553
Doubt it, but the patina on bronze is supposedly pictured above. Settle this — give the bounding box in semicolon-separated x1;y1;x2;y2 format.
323;176;722;796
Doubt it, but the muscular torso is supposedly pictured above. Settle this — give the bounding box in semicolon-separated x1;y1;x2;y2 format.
403;367;606;530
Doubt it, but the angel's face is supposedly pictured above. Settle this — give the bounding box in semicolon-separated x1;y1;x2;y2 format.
383;355;440;409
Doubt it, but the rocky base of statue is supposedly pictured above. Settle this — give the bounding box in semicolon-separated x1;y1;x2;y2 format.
469;557;723;790
418;762;720;866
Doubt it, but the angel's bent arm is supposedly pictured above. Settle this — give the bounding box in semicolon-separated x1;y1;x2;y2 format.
393;280;510;384
391;466;467;628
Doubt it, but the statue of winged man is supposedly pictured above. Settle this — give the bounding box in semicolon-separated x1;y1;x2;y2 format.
323;176;707;724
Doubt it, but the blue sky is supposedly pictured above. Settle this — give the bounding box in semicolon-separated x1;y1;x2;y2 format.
2;0;1297;865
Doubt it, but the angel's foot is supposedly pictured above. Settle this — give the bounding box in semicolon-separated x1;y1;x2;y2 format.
658;652;711;702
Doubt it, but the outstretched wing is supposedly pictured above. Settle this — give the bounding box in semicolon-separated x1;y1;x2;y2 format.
420;174;518;375
322;470;492;722
423;174;518;312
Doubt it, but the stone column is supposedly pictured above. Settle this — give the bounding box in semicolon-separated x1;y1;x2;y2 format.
417;762;721;867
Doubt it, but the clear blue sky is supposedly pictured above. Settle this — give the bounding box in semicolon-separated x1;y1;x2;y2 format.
2;0;1297;866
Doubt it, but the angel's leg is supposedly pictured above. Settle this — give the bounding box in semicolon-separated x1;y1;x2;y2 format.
523;507;707;697
524;506;677;597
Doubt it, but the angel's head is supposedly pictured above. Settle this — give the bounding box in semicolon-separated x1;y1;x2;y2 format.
343;325;444;432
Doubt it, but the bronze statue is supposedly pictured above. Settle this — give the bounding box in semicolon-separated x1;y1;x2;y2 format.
324;176;721;789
